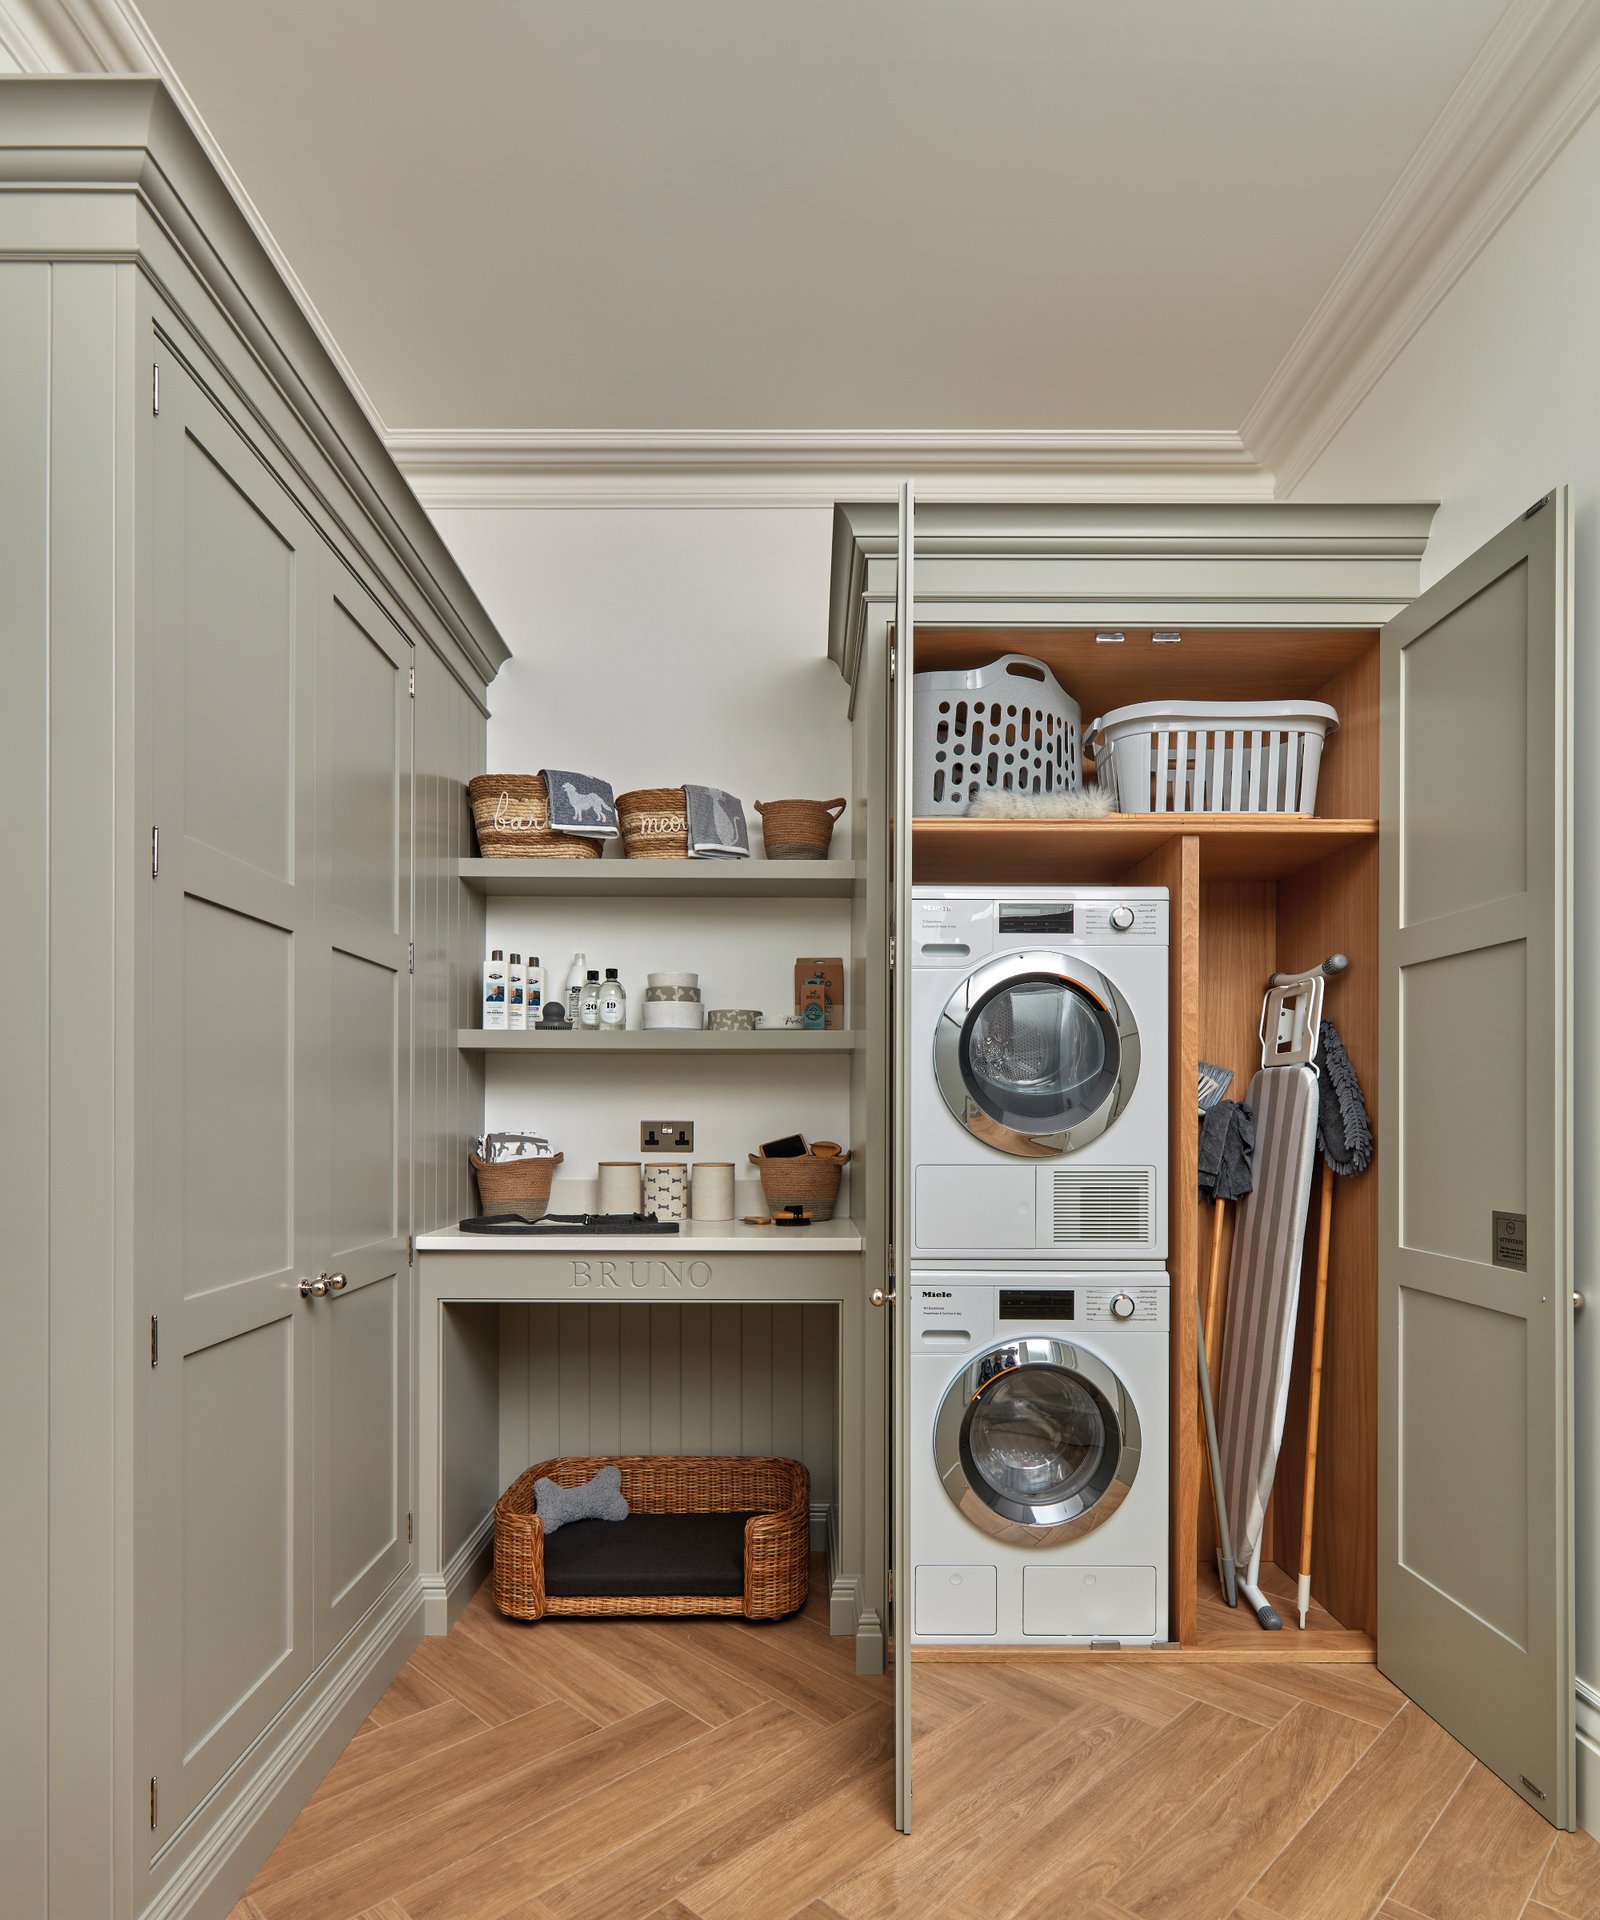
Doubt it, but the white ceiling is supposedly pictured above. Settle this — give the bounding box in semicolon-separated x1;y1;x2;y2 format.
134;0;1509;433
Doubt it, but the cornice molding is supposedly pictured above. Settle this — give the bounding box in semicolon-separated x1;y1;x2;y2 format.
1243;0;1600;493
387;428;1274;511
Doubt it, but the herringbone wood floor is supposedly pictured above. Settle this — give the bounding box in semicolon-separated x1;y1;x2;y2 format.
229;1559;1600;1920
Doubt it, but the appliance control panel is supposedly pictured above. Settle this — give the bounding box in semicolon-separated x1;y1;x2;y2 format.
1082;1285;1167;1327
911;888;1168;961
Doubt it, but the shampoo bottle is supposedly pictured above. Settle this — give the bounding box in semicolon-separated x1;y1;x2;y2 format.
526;955;543;1018
565;952;587;1024
507;952;526;1030
598;967;627;1034
482;948;508;1030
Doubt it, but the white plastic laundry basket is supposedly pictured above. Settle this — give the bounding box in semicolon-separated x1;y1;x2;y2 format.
1089;700;1339;815
912;653;1083;816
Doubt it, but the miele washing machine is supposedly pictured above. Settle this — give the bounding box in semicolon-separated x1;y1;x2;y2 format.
911;885;1168;1262
909;1271;1169;1645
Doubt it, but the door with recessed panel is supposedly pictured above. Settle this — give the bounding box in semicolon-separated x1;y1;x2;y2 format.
146;354;319;1842
310;573;413;1656
1380;490;1575;1825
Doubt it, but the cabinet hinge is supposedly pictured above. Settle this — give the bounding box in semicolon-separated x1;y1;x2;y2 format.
887;1569;894;1601
406;1511;413;1544
151;826;159;879
1524;495;1549;520
888;934;896;970
150;1316;158;1368
1520;1773;1548;1801
408;941;415;974
408;665;416;697
150;1775;158;1830
407;1234;414;1266
888;640;897;681
151;363;159;417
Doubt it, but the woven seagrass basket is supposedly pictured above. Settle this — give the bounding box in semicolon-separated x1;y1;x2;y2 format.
470;1150;563;1219
468;775;603;859
754;797;846;860
617;786;689;860
748;1149;850;1221
492;1454;810;1620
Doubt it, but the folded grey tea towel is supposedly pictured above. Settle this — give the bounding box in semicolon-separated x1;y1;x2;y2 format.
534;1463;630;1534
684;784;750;859
542;770;619;839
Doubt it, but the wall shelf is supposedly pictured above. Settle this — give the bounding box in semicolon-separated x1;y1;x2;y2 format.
458;1028;858;1054
913;815;1377;884
459;857;860;898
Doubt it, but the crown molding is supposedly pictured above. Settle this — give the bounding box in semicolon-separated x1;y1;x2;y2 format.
386;428;1274;510
1243;0;1600;493
0;0;392;438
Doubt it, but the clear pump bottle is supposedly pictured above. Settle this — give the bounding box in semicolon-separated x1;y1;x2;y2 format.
598;967;627;1034
578;969;603;1031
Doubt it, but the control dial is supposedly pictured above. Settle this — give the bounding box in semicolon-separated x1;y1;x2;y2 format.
1108;905;1136;932
1109;1291;1138;1321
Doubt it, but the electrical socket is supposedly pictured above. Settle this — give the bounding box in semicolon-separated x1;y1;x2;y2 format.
640;1119;694;1153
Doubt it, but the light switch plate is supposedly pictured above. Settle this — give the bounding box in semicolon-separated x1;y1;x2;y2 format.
640;1120;694;1153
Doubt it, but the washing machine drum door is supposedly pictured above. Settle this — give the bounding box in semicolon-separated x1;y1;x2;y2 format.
933;950;1142;1157
935;1337;1142;1546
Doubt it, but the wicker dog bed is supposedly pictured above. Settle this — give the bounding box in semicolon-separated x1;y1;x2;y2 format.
492;1454;810;1621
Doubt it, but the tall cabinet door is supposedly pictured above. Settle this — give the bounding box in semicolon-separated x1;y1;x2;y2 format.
1379;490;1574;1824
889;482;916;1833
311;572;414;1656
146;356;319;1841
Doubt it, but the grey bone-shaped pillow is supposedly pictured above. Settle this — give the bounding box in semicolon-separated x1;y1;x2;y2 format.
534;1464;630;1535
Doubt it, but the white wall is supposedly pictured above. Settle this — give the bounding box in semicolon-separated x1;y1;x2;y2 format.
1291;100;1600;1824
431;507;857;1208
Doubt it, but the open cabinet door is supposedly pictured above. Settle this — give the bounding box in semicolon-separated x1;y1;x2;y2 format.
1379;489;1574;1825
890;481;916;1832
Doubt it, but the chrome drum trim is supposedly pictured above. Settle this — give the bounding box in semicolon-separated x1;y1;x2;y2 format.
932;1336;1142;1547
931;949;1142;1159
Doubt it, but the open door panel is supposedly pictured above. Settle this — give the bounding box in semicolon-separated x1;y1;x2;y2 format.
1379;490;1575;1825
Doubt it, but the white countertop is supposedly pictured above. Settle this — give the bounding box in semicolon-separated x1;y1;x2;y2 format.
416;1215;864;1254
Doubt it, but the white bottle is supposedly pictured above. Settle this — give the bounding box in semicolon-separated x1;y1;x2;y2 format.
507;953;526;1030
598;967;627;1034
482;948;508;1030
565;952;588;1024
578;969;602;1031
526;955;543;1018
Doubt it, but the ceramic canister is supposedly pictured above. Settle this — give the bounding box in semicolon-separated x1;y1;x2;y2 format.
597;1161;642;1214
689;1162;734;1221
642;1161;688;1222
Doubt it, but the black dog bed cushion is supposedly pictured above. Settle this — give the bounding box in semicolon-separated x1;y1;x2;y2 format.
541;1511;760;1599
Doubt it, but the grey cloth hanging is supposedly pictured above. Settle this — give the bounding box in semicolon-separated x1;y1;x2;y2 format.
1215;1064;1320;1594
1316;1019;1373;1177
1198;1098;1255;1203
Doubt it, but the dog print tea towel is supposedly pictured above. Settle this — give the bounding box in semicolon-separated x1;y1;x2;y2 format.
541;770;619;840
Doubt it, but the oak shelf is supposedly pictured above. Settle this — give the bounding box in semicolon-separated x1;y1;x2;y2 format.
457;1028;858;1054
459;857;859;898
913;815;1377;884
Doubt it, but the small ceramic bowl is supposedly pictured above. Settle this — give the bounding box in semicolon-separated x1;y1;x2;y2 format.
647;971;699;990
706;1009;763;1031
642;1002;704;1030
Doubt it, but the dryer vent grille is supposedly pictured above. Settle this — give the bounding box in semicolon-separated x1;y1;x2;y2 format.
1050;1169;1156;1246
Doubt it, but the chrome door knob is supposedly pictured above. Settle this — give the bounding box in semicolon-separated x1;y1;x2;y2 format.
322;1272;348;1293
1109;1291;1137;1320
298;1276;329;1299
1109;905;1136;932
871;1287;895;1308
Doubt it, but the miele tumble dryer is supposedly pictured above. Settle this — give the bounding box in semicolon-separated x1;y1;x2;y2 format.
910;886;1168;1262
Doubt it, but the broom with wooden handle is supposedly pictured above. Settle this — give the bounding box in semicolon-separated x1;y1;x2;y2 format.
1296;1015;1372;1629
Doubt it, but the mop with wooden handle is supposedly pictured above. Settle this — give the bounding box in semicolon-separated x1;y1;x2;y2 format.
1295;1012;1373;1629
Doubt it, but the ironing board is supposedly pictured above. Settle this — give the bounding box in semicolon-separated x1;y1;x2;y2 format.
1215;1062;1320;1626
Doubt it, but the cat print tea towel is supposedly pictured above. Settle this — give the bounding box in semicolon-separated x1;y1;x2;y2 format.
541;770;619;840
683;785;750;859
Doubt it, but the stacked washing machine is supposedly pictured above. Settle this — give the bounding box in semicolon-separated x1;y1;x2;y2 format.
908;886;1171;1645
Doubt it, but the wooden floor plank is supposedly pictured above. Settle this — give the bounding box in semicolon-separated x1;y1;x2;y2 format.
351;1903;414;1920
453;1595;665;1725
955;1703;1265;1920
827;1704;1136;1920
403;1627;558;1726
1386;1764;1555;1919
621;1615;888;1724
513;1612;768;1726
1523;1905;1572;1920
397;1702;810;1920
1244;1704;1473;1920
1106;1703;1377;1918
251;1702;693;1920
1241;1660;1406;1731
300;1700;485;1813
538;1707;894;1920
1142;1661;1301;1729
360;1661;455;1729
1534;1828;1600;1917
249;1703;596;1892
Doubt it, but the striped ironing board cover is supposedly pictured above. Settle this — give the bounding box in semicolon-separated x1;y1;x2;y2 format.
1216;1063;1321;1575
